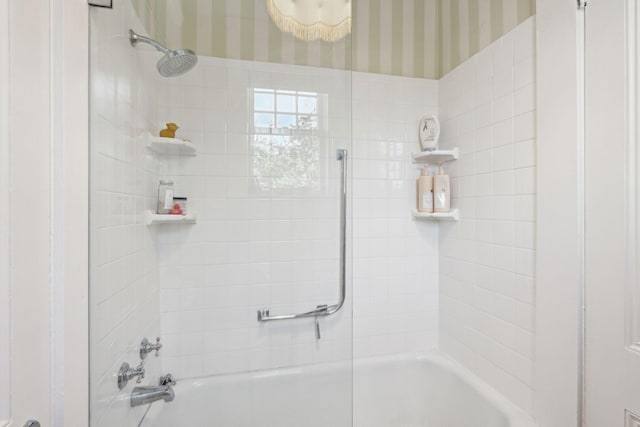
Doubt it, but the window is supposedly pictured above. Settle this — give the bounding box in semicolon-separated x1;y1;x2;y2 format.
250;88;326;191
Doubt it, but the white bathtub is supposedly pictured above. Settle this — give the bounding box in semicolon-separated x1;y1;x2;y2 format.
140;352;536;427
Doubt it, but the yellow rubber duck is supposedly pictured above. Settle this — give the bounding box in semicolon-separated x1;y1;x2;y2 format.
159;122;179;138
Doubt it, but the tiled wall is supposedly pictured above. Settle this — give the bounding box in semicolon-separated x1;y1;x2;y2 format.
155;57;353;378
89;1;164;426
437;17;536;415
90;1;534;421
153;59;440;378
351;72;440;358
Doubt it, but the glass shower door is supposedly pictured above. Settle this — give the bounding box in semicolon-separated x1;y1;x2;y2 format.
88;1;352;426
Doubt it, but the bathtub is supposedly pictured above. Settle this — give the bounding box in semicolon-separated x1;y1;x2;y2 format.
140;352;536;427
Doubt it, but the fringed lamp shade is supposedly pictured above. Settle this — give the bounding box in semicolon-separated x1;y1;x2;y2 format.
267;0;352;42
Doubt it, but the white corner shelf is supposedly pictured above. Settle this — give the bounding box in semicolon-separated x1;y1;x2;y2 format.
147;135;197;156
412;147;459;164
412;209;459;221
145;211;197;226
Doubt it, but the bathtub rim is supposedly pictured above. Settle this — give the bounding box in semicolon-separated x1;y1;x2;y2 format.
140;350;536;427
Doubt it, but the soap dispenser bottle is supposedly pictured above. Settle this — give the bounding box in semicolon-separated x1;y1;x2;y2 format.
417;165;433;213
433;163;450;212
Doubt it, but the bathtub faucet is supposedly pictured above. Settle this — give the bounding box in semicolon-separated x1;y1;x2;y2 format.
130;384;175;407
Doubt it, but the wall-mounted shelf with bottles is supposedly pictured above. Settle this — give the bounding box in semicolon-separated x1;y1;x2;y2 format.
412;147;459;221
147;134;197;156
145;211;197;226
411;147;459;164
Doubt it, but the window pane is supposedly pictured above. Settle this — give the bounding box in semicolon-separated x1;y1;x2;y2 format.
251;134;319;190
298;96;317;114
254;92;275;111
254;113;274;128
277;94;296;113
277;114;296;129
297;115;317;129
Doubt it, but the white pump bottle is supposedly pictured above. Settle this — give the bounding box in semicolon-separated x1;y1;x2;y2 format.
433;163;450;213
417;165;433;213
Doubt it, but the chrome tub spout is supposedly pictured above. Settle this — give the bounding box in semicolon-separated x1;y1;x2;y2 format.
130;385;175;407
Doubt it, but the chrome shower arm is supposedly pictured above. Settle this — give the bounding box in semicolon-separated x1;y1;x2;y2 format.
129;29;170;54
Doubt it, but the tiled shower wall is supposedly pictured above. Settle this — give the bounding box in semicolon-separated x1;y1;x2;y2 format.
156;57;353;378
438;17;536;415
90;1;535;422
155;60;441;378
351;72;439;358
89;1;164;426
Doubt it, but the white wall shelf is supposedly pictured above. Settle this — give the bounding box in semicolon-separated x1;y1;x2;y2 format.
412;148;459;220
412;209;459;221
412;147;459;164
145;211;197;226
147;135;196;156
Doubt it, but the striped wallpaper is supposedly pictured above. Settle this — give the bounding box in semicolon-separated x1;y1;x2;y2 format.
130;0;535;79
440;0;536;75
131;0;354;74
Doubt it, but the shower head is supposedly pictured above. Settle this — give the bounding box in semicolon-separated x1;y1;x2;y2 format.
129;29;198;78
156;49;198;78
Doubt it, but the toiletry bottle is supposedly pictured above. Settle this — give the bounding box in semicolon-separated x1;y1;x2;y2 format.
433;163;450;213
156;180;174;214
417;165;434;213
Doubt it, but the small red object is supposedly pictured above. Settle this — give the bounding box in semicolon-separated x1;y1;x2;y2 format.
170;203;183;215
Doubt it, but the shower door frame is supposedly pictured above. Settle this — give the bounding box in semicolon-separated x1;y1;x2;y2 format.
535;0;585;426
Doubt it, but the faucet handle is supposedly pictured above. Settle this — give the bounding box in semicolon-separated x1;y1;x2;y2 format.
159;373;176;386
140;336;162;359
135;363;146;383
118;361;146;389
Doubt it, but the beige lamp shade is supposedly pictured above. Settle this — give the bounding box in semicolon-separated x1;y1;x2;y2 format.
267;0;352;42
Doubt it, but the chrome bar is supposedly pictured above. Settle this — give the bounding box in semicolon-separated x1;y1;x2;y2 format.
257;149;348;324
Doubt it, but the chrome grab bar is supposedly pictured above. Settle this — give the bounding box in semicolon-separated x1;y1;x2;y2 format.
257;149;348;339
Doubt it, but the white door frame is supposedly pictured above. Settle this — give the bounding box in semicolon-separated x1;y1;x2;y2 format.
6;0;54;424
1;1;89;426
0;0;12;422
55;1;89;426
584;0;640;424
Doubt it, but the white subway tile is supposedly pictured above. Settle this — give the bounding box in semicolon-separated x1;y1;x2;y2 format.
476;103;493;128
493;94;514;124
514;111;536;142
476;125;493;152
515;195;536;222
493;144;514;172
514;139;536;168
515;222;536;250
515;167;536;195
493;68;514;100
492;118;514;147
514;84;535;116
514;57;535;90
